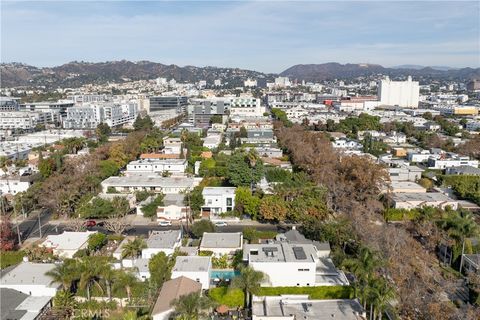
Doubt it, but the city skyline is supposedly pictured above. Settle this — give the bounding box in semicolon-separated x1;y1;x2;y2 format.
1;1;479;72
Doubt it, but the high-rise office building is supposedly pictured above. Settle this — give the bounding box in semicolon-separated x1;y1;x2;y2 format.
149;96;188;113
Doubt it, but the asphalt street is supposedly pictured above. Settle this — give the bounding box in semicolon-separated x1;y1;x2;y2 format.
15;212;287;242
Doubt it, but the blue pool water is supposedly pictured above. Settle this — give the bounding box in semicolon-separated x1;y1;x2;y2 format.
210;269;240;280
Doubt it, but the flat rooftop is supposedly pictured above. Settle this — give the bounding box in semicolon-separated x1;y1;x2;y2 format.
102;175;195;188
243;242;317;263
146;230;181;249
389;181;426;192
202;187;236;196
41;231;96;251
252;297;365;320
128;159;187;166
0;262;58;288
391;192;456;202
200;232;243;249
172;256;211;272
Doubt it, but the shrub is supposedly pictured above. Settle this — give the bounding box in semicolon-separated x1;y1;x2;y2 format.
256;286;354;299
384;208;420;221
191;220;215;238
87;233;107;252
141;194;164;218
243;227;277;244
208;287;244;307
0;251;25;269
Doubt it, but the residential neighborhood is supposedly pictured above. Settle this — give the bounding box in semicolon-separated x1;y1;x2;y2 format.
1;1;480;319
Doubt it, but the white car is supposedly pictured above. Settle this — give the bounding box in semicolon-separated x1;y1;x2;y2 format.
214;221;228;227
158;220;172;226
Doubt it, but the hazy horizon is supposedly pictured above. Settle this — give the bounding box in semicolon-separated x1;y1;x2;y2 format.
1;1;479;72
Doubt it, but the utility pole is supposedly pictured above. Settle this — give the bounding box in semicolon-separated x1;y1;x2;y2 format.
15;207;22;246
459;239;465;273
38;211;43;238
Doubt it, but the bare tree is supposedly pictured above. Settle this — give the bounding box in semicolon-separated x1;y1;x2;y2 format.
104;217;129;235
63;218;86;232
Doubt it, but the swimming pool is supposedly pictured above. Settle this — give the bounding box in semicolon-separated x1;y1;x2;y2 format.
210;269;240;280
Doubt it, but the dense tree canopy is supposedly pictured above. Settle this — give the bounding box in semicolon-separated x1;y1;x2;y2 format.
227;150;264;187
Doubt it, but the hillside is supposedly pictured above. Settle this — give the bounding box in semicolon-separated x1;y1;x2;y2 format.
280;63;480;82
0;60;272;88
2;60;479;88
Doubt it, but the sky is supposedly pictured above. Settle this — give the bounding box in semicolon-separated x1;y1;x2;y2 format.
1;1;479;73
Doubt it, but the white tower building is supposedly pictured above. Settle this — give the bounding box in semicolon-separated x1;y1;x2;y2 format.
378;76;419;108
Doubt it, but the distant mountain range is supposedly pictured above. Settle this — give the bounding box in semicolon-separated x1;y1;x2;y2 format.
0;60;272;88
279;63;480;82
1;60;479;88
391;64;459;71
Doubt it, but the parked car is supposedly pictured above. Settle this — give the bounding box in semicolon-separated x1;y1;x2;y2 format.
85;220;96;227
214;221;228;227
158;220;172;227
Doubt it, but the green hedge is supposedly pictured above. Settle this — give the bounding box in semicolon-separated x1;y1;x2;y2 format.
384;208;420;221
208;287;244;307
257;286;354;299
0;251;25;269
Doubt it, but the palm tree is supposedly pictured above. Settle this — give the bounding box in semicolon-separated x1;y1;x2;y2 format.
172;292;214;320
52;290;77;316
342;247;383;308
78;258;104;300
232;266;265;308
370;278;396;320
114;271;138;302
100;265;116;301
121;238;147;261
45;260;78;291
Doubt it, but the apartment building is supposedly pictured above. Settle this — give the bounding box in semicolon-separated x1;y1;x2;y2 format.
126;159;187;174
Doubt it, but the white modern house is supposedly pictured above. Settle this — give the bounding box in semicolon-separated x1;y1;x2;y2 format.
40;231;97;258
243;242;349;287
171;256;212;290
141;230;182;259
126;159;187;175
427;156;479;170
157;194;189;221
199;232;243;257
151;277;202;320
201;187;236;217
0;262;60;297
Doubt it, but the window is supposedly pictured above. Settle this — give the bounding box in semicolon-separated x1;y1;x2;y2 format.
226;198;232;206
